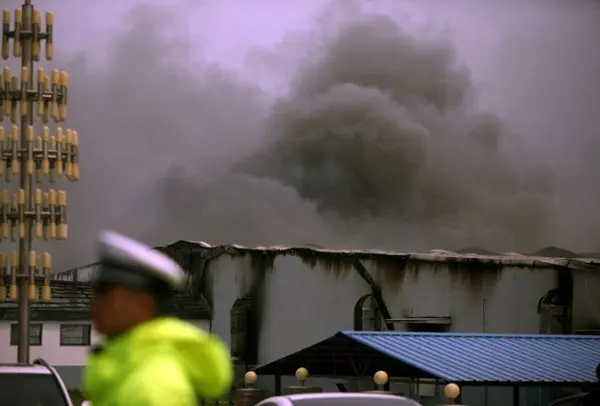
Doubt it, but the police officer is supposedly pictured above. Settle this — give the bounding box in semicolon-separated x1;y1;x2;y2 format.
83;231;233;406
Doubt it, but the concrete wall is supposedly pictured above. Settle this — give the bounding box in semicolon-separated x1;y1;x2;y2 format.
572;269;600;331
370;259;554;334
0;319;210;389
206;253;564;364
207;254;370;362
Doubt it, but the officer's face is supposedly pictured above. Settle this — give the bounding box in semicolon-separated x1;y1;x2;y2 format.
92;283;150;337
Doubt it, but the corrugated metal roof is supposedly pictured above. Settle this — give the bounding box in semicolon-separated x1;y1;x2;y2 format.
343;331;600;383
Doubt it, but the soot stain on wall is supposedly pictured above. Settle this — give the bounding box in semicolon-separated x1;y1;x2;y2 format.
447;259;504;293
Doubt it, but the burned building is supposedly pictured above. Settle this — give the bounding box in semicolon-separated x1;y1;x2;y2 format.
157;241;600;368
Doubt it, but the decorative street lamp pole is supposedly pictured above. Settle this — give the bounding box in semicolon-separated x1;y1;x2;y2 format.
0;0;78;364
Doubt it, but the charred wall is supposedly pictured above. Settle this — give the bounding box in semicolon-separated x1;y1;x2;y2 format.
571;267;600;331
159;242;600;366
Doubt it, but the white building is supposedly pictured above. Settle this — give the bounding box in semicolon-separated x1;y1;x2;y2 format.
0;279;210;389
156;241;600;406
156;241;600;368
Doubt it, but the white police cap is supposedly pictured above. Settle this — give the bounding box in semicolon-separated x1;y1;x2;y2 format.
95;230;186;291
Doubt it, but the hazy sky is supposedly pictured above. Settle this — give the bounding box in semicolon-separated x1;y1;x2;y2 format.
1;0;599;269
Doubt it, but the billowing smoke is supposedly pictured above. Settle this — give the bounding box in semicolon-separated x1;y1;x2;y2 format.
240;13;554;251
1;0;598;269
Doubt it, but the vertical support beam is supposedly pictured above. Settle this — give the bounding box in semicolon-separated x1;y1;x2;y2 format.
352;260;396;330
274;375;281;395
17;0;34;364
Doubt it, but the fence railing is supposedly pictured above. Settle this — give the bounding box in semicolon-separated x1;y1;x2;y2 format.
69;368;464;406
199;369;463;406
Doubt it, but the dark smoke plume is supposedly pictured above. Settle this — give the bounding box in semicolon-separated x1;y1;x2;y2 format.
1;0;598;269
239;12;554;251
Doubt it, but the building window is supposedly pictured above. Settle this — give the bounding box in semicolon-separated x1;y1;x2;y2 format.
406;323;449;333
354;294;383;331
574;330;600;336
60;324;92;346
10;323;43;346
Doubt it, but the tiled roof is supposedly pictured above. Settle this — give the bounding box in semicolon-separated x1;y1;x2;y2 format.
253;331;600;384
0;281;210;321
345;331;600;383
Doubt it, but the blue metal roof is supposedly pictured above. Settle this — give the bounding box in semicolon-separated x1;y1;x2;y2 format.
342;331;600;383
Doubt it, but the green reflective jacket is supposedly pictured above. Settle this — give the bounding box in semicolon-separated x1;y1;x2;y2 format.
83;317;233;406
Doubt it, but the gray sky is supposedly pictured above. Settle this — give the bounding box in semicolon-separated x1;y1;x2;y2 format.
1;0;599;269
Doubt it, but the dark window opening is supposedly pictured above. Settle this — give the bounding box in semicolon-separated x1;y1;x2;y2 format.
60;324;92;346
354;294;383;331
10;323;43;346
406;323;449;333
538;289;567;334
574;330;600;336
230;296;258;365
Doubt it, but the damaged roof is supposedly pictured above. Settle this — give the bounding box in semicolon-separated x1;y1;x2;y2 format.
162;240;600;272
0;280;211;321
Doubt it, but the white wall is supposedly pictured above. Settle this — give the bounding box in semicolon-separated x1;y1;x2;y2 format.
208;254;370;363
204;253;584;406
371;260;554;334
206;253;593;365
572;269;600;331
0;319;210;365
